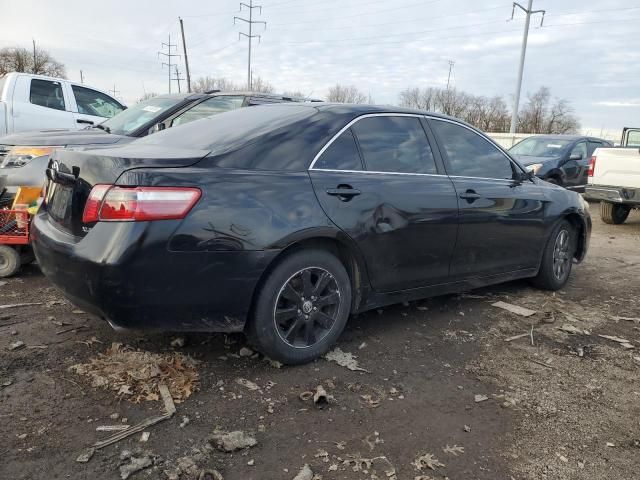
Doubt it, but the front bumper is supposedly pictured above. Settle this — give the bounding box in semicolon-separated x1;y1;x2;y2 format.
32;212;278;332
584;185;640;205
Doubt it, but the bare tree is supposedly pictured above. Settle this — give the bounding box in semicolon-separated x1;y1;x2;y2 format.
326;84;368;103
138;92;159;103
0;46;66;78
249;76;275;93
518;87;579;134
191;76;241;93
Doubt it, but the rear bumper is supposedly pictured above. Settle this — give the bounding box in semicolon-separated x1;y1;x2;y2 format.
584;185;640;205
31;212;278;332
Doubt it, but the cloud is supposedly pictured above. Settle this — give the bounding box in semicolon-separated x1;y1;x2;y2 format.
596;100;640;107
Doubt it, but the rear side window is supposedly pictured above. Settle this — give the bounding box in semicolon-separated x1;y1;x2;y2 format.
431;119;514;179
72;85;124;118
314;129;363;170
172;96;245;127
30;79;65;111
587;141;602;156
351;116;437;174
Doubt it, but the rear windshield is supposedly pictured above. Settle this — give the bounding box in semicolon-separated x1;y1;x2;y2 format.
136;104;318;154
101;96;185;136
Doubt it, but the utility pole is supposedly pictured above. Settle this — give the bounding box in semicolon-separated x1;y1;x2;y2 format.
179;17;192;93
172;66;185;93
446;60;455;90
80;70;84;84
109;85;120;98
509;0;545;133
158;35;180;94
32;39;37;74
234;1;266;90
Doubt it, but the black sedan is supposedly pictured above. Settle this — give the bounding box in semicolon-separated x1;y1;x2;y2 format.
32;104;591;364
509;135;613;191
0;91;307;193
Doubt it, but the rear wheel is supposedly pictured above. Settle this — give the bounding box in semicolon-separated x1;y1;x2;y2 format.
600;202;630;225
247;249;352;365
531;220;575;290
0;245;21;278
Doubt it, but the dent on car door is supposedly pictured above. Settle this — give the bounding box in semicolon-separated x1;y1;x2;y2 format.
428;118;547;279
309;115;458;292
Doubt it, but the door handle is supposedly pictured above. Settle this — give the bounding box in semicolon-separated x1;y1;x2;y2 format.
459;190;481;201
326;186;361;201
76;119;94;125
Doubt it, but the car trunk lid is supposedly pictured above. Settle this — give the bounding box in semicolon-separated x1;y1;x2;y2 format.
43;144;209;236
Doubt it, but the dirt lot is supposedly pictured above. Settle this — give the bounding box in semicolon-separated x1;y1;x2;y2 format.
1;202;639;480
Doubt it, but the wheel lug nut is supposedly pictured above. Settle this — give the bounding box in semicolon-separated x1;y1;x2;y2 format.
297;309;301;314
313;307;317;311
304;314;309;319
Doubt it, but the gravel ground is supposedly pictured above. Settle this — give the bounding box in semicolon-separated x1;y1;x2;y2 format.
1;202;638;480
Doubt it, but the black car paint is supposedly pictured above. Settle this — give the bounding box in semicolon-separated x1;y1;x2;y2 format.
32;104;591;333
511;135;612;191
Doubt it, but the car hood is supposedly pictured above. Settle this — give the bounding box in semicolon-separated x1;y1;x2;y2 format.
512;155;561;166
0;128;129;147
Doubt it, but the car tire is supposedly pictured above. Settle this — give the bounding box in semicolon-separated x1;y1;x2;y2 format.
600;202;630;225
530;220;575;291
247;249;352;365
0;245;21;278
20;246;35;266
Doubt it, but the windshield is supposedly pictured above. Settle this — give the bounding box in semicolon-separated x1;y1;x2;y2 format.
101;96;184;136
509;137;573;157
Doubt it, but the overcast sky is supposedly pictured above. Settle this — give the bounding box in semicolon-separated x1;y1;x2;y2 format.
2;0;639;134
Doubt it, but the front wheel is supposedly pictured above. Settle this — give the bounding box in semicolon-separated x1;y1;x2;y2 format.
600;202;630;225
0;245;21;278
531;220;576;290
247;249;352;365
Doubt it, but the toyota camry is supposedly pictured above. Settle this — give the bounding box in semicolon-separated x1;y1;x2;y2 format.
32;103;591;364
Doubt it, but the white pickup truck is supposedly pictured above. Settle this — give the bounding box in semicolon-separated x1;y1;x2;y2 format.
0;72;125;135
586;127;640;224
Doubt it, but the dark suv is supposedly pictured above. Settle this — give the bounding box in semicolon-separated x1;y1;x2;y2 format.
0;91;307;192
509;135;613;191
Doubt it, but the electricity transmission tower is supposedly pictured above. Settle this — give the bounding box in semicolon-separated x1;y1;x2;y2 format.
172;66;185;93
446;60;455;90
109;85;120;98
509;0;545;133
234;1;266;90
158;35;180;94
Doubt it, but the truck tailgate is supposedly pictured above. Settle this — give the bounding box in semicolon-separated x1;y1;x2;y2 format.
591;148;640;189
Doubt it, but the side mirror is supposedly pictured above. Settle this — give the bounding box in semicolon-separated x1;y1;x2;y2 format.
569;152;583;161
149;122;166;135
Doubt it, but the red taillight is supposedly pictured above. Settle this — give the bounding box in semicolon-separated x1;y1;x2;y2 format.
82;185;201;223
588;156;596;177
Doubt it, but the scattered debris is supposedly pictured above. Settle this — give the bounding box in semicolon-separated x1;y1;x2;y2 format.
72;309;85;314
558;324;588;335
325;348;369;372
120;454;153;480
528;358;554;369
235;378;260;391
358;342;367;350
611;315;640;324
209;430;257;452
179;416;190;428
314;449;330;462
598;334;634;349
360;394;381;408
364;431;384;450
313;385;330;407
247;459;255;466
292;464;314;480
264;357;283;369
0;302;43;309
69;342;199;403
463;425;471;432
474;394;489;403
299;390;314;402
491;301;536;317
8;340;25;351
412;452;445;471
139;432;150;442
170;337;186;348
239;346;254;357
504;333;529;342
76;449;95;463
442;444;465;456
77;336;102;347
96;425;130;432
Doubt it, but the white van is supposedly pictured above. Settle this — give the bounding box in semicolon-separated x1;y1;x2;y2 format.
0;72;126;135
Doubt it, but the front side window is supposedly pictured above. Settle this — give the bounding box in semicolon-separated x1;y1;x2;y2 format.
569;142;587;159
314;129;362;170
351;116;437;174
172;96;245;127
101;96;184;136
30;79;65;111
72;85;124;118
626;130;640;147
431;119;514;179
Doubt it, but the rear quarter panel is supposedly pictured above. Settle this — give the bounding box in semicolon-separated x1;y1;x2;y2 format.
590;147;640;188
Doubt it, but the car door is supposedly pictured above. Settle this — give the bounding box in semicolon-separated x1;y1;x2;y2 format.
563;141;588;189
12;76;75;132
309;114;459;292
428;117;547;280
69;84;125;128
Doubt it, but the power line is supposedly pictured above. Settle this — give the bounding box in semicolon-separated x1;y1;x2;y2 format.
509;0;545;134
158;35;180;94
235;0;266;89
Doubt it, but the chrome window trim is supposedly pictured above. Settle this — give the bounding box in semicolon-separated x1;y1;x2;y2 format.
309;168;447;178
308;112;428;171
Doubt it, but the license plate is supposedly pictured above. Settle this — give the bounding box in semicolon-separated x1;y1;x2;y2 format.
48;184;72;222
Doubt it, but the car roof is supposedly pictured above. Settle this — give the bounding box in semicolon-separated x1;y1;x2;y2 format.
525;134;611;142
